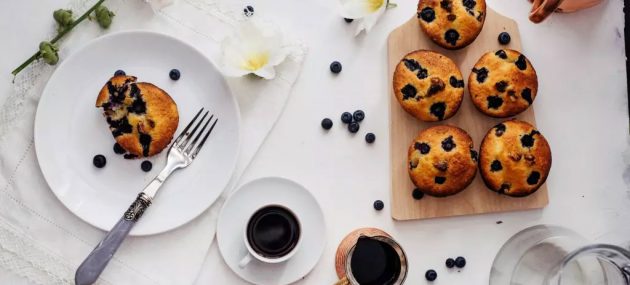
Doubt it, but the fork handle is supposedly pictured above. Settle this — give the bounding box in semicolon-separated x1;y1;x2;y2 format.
75;193;151;285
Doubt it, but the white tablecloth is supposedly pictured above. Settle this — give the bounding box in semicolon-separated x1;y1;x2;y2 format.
1;0;629;284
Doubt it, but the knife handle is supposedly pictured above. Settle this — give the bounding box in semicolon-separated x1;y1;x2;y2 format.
75;193;152;285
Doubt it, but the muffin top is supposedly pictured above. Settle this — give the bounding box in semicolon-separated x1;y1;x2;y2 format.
393;50;465;122
96;75;179;158
408;125;478;197
479;120;551;197
468;49;538;118
417;0;486;49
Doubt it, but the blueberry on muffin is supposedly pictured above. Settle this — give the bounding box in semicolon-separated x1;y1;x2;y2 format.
479;120;551;197
393;50;465;122
96;75;179;158
408;125;477;197
417;0;487;49
468;49;538;118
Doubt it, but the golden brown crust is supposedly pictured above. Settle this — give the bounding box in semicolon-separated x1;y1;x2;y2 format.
479;120;551;197
468;49;538;118
407;125;477;197
393;50;464;122
417;0;486;49
96;76;179;158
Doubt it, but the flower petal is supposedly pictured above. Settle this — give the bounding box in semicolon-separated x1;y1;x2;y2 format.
253;65;276;79
339;0;385;19
354;3;386;35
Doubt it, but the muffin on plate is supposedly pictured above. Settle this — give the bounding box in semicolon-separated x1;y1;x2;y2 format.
417;0;486;49
468;49;538;118
408;125;478;197
479;120;551;197
393;50;465;122
96;75;179;158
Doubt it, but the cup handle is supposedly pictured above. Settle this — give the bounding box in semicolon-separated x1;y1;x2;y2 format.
333;277;350;285
529;0;564;23
238;253;253;268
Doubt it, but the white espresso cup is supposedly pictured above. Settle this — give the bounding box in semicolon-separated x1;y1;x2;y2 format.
238;205;302;268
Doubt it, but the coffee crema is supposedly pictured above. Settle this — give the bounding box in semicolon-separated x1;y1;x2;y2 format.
246;206;300;258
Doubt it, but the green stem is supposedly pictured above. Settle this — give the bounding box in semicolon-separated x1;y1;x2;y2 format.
11;0;106;76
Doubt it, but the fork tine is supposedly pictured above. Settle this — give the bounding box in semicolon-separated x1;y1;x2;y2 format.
173;108;204;146
179;111;209;150
184;114;213;155
191;118;218;159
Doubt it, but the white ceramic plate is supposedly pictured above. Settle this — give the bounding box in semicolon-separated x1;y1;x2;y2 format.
34;31;240;236
217;177;326;285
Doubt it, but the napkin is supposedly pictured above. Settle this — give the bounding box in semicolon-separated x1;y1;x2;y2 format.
0;0;306;284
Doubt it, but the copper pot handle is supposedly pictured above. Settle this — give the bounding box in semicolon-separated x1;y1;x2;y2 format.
529;0;564;23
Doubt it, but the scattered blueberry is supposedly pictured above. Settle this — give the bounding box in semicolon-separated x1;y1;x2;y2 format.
498;32;511;45
527;171;541;185
412;188;425;200
244;5;254;17
365;133;376;143
348;122;360;133
114;69;126;76
93;154;106;168
353;110;365;122
330;61;342;74
141;160;153;172
341;112;353;124
373;200;384;211
446;258;456;268
169;69;181;80
344;18;354;23
444;29;460;46
496;220;503;224
455;256;466;268
321;118;333;130
113;143;126;154
419;7;436;22
425;269;438;281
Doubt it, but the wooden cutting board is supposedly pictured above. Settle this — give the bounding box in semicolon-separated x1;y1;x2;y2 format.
388;8;549;221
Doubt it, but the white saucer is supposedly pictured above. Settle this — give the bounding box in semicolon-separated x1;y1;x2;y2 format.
217;177;326;285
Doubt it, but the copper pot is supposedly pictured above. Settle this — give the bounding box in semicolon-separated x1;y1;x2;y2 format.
529;0;605;23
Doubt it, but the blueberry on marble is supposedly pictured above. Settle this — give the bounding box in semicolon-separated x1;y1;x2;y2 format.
425;269;438;281
490;160;502;172
430;102;446;120
93;154;106;168
415;142;431;154
344;18;353;23
445;29;460;46
419;7;436;23
373;200;384;211
321;118;333;130
113;143;126;154
330;61;342;74
515;55;527;70
169;69;181;80
341;112;353;124
498;32;511;45
449;76;464;88
244;5;254;17
403;58;420;72
455;256;466;268
472;67;489;83
435;176;446;184
412;188;425;200
495;123;506;137
446;258;456;268
141;160;152;172
365;132;376;143
527;171;541;185
495;50;508;59
353;110;365;122
495;81;508;92
114;69;126;76
521;88;533;104
348;122;360;133
441;136;456;152
487;95;503;109
401;84;417;100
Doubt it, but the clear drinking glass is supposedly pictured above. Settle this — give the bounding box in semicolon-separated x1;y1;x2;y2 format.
490;225;630;285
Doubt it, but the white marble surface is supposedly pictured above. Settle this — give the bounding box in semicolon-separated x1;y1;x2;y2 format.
1;0;628;284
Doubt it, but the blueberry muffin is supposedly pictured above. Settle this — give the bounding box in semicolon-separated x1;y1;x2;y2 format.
408;125;478;197
469;50;538;118
417;0;486;49
96;75;179;158
393;50;465;122
479;120;551;197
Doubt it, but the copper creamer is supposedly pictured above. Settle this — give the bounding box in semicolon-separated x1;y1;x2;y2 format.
529;0;604;23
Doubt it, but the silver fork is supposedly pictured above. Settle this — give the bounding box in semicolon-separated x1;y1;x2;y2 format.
75;108;218;285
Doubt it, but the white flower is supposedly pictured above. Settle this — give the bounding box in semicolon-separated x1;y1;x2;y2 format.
339;0;391;36
220;20;289;80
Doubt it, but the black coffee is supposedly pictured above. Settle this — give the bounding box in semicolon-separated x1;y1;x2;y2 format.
350;236;401;285
246;206;300;258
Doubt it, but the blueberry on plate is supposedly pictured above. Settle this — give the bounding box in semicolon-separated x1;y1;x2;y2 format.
141;160;152;172
498;32;511;45
341;112;353;124
93;154;106;168
425;269;438;281
373;200;384;211
446;258;455;268
113;143;126;154
455;256;466;268
169;69;181;80
365;132;375;143
353;110;365;122
412;188;424;200
344;18;353;23
348;122;360;133
321;118;333;130
114;69;126;76
330;61;342;74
